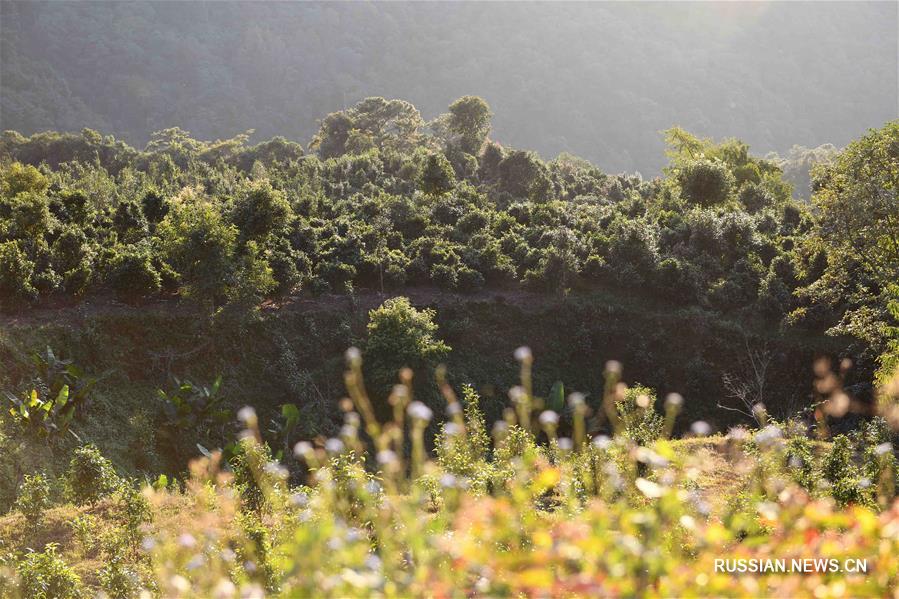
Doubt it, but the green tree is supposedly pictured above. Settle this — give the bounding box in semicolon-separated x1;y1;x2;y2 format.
364;297;450;410
113;199;148;243
0;240;37;305
0;162;49;197
812;121;899;286
312;97;425;158
231;179;294;241
65;444;119;505
6;191;52;238
17;544;85;599
106;246;162;302
157;188;240;302
803;121;899;380
448;96;492;154
676;159;734;206
497;150;546;199
418;153;456;196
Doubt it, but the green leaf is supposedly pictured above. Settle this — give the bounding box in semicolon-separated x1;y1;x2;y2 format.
281;403;300;428
55;385;70;408
548;381;565;413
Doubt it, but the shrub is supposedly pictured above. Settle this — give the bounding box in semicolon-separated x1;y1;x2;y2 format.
822;435;867;506
98;555;141;599
106;246;162;301
738;182;774;213
418;153;456;196
436;386;493;493
523;246;580;293
231;179;294;241
1;162;49;197
50;226;90;276
491;425;543;491
429;263;459;290
857;417;898;503
65;444;119;505
497;150;544;198
14;473;52;521
784;437;816;491
478;141;504;182
364;297;450;407
0;240;37;305
607;219;659;285
7;191;52;238
16;544;84;599
230;436;280;513
116;483;153;550
264;236;307;295
656;257;697;303
157;189;240;302
140;189;169;225
56;190;92;225
456;266;485;292
616;384;664;446
112;199;149;243
677;158;734;206
68;514;99;552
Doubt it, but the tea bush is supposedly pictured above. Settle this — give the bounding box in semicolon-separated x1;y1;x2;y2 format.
16;544;84;599
0;107;811;329
616;384;664;446
363;297;449;411
65;444;120;505
98;556;142;599
13;473;52;522
68;514;98;553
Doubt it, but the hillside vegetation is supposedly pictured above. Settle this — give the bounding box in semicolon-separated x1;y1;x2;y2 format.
0;95;897;596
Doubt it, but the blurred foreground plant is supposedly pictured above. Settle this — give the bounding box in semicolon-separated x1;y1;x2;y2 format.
2;351;898;598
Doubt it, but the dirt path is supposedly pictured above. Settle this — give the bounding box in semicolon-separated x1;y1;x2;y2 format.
0;286;575;329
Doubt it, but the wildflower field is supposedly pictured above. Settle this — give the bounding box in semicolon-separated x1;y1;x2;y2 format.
0;347;897;598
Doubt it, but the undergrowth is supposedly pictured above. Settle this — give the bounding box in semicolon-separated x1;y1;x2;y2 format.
0;349;896;597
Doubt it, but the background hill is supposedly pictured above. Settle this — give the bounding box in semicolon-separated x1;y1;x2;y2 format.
2;1;896;174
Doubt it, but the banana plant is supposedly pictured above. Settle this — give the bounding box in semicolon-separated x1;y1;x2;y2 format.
547;381;565;413
158;376;230;440
30;347;97;419
4;385;77;437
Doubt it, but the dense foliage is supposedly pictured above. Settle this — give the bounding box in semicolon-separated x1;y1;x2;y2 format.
1;89;897;597
797;122;899;382
2;102;897;418
0;98;819;326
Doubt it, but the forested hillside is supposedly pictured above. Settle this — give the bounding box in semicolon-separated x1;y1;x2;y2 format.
1;87;897;459
2;1;896;175
2;0;899;594
0;82;898;594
